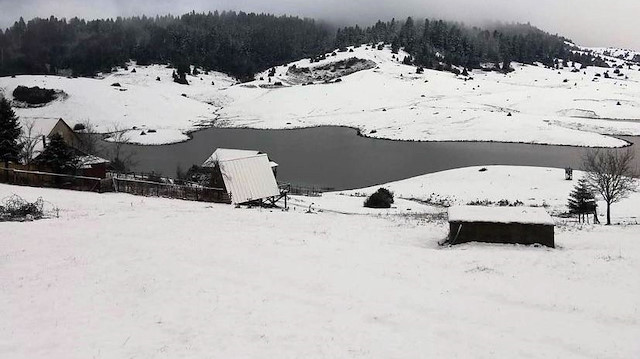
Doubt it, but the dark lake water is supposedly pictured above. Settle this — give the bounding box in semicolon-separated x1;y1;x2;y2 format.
104;127;639;191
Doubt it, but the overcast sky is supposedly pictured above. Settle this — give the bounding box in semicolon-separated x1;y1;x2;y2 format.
1;0;638;50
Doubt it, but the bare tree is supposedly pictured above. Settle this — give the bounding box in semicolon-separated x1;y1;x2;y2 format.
19;119;41;165
582;148;638;225
107;124;136;173
76;120;102;156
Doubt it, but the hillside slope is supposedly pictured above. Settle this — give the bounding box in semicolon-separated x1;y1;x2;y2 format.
1;44;640;147
2;165;639;358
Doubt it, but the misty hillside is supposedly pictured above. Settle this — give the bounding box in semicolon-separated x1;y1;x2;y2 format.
0;12;610;79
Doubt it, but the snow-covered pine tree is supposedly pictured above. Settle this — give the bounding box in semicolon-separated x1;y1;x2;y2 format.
567;178;596;223
35;133;77;174
0;97;23;167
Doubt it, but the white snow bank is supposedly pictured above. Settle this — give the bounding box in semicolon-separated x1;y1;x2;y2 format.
448;205;554;225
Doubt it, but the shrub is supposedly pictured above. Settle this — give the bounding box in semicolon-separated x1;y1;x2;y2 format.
364;188;394;208
0;195;44;221
12;86;57;105
73;123;86;131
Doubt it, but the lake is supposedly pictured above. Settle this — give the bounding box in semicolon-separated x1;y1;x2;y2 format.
103;126;639;191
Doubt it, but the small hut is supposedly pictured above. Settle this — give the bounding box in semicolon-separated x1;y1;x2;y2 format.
202;148;284;206
447;206;555;248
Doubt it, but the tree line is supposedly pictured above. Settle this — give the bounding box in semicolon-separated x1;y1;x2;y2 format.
336;18;607;71
0;11;333;80
1;12;609;80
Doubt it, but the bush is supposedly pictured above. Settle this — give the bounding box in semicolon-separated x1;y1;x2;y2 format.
12;86;56;105
73;123;86;131
364;188;394;208
0;195;44;221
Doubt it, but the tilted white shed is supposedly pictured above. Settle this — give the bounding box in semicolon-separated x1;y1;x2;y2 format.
202;148;281;205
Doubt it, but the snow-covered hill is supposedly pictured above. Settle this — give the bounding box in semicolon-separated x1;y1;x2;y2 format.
0;65;237;145
2;44;640;147
221;44;640;147
579;45;640;63
2;164;639;358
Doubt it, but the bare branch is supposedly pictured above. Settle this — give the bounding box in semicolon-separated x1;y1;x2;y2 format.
19;119;40;165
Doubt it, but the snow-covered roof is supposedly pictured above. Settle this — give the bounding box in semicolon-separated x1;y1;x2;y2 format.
77;155;110;169
448;206;554;226
218;153;280;204
202;148;278;168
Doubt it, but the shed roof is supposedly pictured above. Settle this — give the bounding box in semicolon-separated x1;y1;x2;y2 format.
202;148;278;168
219;153;280;204
448;206;554;226
77;155;110;169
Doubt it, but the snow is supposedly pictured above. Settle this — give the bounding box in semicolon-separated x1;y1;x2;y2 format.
334;165;640;223
218;44;640;148
448;205;555;226
77;155;110;168
2;45;640;147
202;148;279;170
1;164;639;358
0;64;236;145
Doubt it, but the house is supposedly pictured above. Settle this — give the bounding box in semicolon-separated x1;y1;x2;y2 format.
25;118;110;178
447;206;555;248
46;118;82;149
202;148;283;205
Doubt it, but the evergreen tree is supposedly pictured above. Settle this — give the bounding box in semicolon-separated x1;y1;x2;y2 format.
391;37;400;54
35;133;77;174
567;178;596;222
0;97;22;167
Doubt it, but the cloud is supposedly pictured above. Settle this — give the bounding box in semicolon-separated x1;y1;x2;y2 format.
1;0;639;50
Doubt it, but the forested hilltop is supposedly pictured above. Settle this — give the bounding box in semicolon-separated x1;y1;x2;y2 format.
0;12;333;80
0;11;601;79
336;19;606;71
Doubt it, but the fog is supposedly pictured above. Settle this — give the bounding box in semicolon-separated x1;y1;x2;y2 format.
1;0;639;50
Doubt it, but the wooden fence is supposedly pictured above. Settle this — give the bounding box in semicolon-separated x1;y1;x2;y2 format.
109;177;230;203
1;167;106;192
283;183;324;197
1;167;229;203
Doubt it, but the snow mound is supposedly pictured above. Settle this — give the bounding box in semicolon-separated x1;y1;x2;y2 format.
448;205;555;225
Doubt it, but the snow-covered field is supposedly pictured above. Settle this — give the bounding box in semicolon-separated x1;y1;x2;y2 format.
0;66;237;145
2;165;639;358
2;44;640;147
